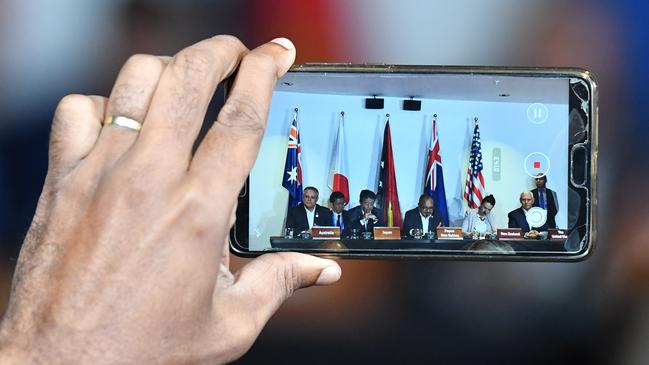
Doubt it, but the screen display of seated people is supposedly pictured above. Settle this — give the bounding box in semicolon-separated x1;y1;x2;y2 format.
247;72;569;251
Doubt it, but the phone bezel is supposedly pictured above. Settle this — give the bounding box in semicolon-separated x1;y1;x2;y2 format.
229;64;598;262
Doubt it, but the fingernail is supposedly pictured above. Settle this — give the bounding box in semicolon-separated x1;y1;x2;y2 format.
315;265;342;285
270;37;295;50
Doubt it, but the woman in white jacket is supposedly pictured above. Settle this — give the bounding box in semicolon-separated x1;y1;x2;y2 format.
462;195;497;236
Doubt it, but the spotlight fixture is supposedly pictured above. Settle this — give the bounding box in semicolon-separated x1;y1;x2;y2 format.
365;95;384;109
403;97;421;111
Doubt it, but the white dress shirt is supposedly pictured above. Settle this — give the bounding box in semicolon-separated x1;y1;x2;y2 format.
332;212;343;229
420;213;430;233
305;206;315;229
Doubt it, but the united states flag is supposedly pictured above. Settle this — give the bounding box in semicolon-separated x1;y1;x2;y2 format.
282;110;303;208
464;120;485;209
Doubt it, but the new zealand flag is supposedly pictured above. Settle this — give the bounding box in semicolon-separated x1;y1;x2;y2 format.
424;115;449;226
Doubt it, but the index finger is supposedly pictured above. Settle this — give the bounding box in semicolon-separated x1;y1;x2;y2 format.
135;35;248;167
189;38;296;200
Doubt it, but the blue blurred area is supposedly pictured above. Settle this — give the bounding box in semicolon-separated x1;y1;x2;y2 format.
1;0;649;364
0;120;49;253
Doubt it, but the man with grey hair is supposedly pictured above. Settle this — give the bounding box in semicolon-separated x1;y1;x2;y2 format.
286;186;332;233
507;191;547;238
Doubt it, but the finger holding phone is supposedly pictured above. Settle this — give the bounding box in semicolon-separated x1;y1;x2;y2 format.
0;36;342;364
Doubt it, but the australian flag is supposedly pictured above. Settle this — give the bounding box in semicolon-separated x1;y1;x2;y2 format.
424;115;449;226
282;111;303;208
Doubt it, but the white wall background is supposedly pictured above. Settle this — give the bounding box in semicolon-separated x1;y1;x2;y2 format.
249;90;568;250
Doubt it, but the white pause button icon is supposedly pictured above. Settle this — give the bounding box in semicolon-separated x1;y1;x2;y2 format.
527;103;549;124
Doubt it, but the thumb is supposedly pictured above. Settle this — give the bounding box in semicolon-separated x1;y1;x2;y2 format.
228;252;341;326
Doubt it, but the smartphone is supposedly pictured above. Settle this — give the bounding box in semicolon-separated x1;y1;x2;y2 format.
230;64;597;261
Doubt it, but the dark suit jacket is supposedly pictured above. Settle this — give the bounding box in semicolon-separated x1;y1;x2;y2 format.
507;207;548;232
286;204;332;233
531;187;558;229
329;210;351;237
402;207;443;237
348;206;385;232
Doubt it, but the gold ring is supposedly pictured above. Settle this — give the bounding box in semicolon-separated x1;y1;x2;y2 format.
104;116;143;131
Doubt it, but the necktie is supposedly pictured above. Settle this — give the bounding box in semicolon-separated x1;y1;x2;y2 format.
539;189;546;209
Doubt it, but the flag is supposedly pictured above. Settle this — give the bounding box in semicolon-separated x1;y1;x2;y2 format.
282;110;303;208
376;115;403;228
328;112;350;203
424;115;449;226
464;119;485;209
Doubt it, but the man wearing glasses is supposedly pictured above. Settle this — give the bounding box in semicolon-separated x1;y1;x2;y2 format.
403;194;444;238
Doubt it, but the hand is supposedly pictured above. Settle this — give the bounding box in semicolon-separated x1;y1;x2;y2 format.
0;36;341;364
525;230;540;239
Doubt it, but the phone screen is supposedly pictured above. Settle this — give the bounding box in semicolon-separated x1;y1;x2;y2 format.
232;66;595;260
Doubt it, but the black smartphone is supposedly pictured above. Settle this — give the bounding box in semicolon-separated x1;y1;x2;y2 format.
230;64;597;261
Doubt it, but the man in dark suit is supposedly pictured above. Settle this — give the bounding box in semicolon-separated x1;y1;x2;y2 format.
329;191;350;237
531;174;558;229
402;194;443;237
348;189;385;233
508;191;547;238
285;186;332;233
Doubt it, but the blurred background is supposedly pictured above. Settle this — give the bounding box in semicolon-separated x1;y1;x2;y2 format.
1;0;648;363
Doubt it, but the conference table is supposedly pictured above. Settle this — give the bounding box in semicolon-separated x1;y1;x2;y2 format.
269;236;568;255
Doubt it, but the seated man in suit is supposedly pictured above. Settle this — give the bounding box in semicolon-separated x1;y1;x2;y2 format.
403;194;443;238
531;174;558;229
285;186;332;233
329;191;350;237
348;189;385;233
507;191;548;238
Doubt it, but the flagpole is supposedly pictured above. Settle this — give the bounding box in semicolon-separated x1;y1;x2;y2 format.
433;113;437;141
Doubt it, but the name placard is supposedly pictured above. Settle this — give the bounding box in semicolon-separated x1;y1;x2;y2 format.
548;229;569;240
311;226;340;240
437;227;463;240
497;228;524;240
373;227;401;240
